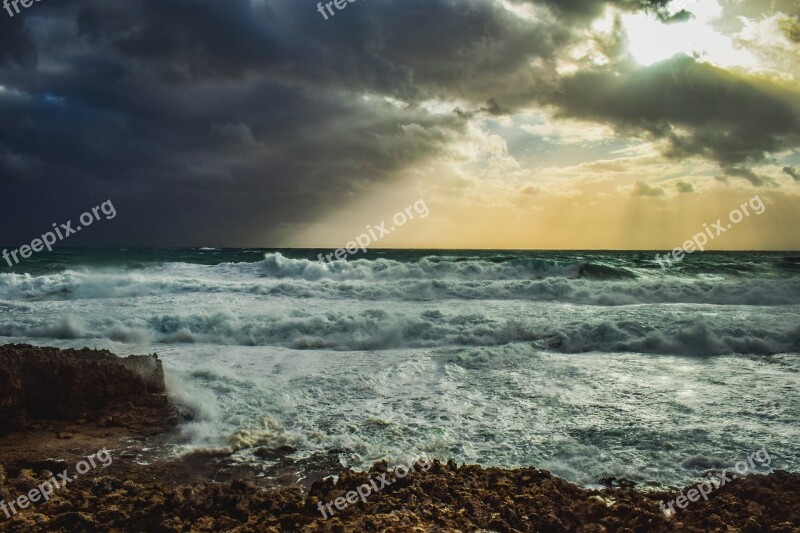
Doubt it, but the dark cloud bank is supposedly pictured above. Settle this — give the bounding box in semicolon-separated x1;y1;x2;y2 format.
0;0;797;246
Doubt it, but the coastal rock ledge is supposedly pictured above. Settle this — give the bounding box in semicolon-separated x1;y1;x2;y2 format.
0;343;172;432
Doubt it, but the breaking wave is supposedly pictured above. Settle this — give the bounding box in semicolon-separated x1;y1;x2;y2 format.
3;307;799;356
0;253;798;306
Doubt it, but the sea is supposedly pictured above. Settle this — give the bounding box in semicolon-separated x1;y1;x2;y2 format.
0;248;797;488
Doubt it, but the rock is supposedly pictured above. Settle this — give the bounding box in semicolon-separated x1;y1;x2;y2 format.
0;344;171;432
254;445;297;460
3;460;797;532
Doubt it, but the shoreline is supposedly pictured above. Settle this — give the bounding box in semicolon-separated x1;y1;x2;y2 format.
1;344;798;531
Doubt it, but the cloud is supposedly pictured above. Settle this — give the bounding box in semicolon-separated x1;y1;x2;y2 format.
632;180;665;197
783;166;800;181
676;181;694;193
72;0;571;103
481;98;513;116
662;9;693;23
549;55;800;173
0;14;37;68
779;14;800;42
722;166;768;187
511;0;683;23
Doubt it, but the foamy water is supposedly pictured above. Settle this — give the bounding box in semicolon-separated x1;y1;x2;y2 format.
1;249;797;487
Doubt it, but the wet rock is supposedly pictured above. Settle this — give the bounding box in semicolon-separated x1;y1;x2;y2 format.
0;344;171;432
254;445;297;461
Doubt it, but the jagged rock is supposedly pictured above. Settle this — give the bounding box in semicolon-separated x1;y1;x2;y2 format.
0;344;170;432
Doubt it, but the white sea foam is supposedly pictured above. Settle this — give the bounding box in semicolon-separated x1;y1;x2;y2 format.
1;294;798;355
1;253;798;306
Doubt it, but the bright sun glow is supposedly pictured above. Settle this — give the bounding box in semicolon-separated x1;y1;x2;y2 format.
621;0;757;68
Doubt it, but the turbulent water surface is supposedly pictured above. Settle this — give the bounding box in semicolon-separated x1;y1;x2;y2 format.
1;249;798;487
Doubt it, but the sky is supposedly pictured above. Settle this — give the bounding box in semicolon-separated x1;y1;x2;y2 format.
0;0;798;250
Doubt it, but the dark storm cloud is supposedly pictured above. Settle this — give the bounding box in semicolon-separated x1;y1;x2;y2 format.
72;0;570;102
4;0;544;246
549;55;800;173
0;14;37;67
784;166;800;181
75;0;285;81
0;73;465;245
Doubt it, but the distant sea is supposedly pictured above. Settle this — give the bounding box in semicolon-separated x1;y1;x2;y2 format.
1;248;798;487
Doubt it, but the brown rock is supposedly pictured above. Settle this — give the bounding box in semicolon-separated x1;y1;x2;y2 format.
0;344;171;432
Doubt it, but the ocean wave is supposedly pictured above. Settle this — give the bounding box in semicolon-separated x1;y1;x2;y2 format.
255;252;628;281
0;270;221;300
3;309;798;356
1;266;799;305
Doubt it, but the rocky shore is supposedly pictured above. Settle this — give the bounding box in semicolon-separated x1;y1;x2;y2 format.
1;344;798;532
